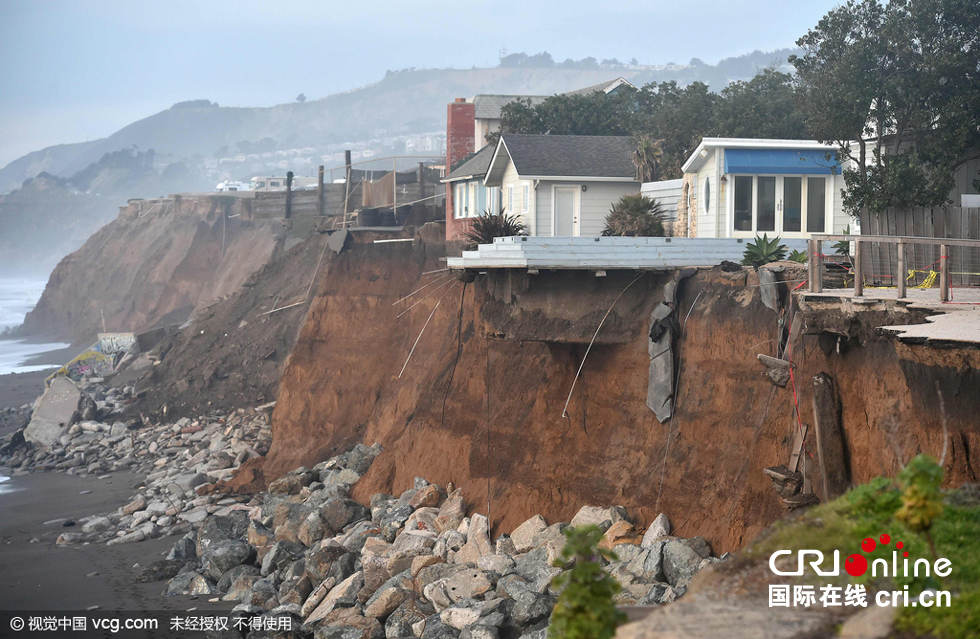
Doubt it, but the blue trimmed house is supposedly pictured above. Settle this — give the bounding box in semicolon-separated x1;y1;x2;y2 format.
679;138;851;239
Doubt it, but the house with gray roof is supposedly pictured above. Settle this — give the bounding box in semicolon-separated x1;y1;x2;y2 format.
482;134;640;237
471;94;549;151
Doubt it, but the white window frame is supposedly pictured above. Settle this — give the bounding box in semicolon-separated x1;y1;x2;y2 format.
507;186;514;213
468;183;476;218
730;174;831;238
522;184;529;212
454;184;463;219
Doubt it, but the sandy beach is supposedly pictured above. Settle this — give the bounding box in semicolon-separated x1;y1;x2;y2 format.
0;471;231;615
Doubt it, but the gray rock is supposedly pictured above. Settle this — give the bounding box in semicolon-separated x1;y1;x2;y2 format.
386;601;426;638
169;472;207;497
217;564;261;594
508;590;553;627
380;504;415;542
136;560;185;583
204;540;255;581
25;377;85;447
662;540;703;587
167;532;197;560
261;541;306;577
626;541;666;582
196;512;249;557
641;513;671;547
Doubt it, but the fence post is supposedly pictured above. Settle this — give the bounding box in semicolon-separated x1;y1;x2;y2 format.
853;239;863;296
392;157;397;213
809;239;823;293
896;241;906;299
343;150;352;227
940;243;950;302
317;165;324;217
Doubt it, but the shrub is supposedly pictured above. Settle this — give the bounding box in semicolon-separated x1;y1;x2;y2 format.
548;526;626;639
788;248;808;263
741;234;788;266
463;209;527;249
602;194;665;237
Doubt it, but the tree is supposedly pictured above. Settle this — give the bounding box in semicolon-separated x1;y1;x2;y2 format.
295;93;307;103
714;67;806;140
791;0;980;214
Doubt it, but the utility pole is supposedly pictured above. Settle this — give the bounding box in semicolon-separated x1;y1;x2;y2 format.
317;165;324;217
343;150;353;227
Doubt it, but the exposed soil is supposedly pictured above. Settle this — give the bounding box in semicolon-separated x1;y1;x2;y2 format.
129;231;332;420
15;195;283;343
245;228;980;556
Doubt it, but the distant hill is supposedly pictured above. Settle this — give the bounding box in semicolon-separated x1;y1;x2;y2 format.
0;49;799;194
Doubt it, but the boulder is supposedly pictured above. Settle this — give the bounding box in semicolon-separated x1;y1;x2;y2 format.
364;586;409;620
261;541;306;577
386;602;426;638
641;513;671;547
25;377;85;447
599;520;641;551
122;495;147;515
306;570;365;624
204;540;255;581
169;473;207;497
661;540;703;587
137;560;185;583
511;516;547;553
444;569;494;602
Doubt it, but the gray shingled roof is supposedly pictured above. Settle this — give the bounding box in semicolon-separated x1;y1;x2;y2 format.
443;144;495;182
564;77;633;96
501;134;637;178
472;94;548;120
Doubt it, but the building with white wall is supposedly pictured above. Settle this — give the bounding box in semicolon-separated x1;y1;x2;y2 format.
680;138;851;239
482;134;640;237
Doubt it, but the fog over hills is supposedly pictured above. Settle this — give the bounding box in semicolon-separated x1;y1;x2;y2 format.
0;50;797;194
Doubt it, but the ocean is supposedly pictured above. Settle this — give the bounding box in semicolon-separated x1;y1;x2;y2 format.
0;278;70;375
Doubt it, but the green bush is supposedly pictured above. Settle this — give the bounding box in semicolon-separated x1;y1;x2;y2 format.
602;194;665;237
548;526;626;639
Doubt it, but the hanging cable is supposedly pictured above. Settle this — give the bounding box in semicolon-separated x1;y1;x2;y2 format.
397;282;458;378
561;272;644;419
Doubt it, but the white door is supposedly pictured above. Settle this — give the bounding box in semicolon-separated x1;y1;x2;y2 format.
554;187;578;236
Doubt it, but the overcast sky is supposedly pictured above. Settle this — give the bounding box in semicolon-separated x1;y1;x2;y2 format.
0;0;840;168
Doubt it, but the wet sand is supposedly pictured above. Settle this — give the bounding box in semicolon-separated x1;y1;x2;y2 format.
0;368;53;412
0;471;230;614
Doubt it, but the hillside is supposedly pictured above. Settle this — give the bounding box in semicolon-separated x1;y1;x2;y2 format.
0;49;799;194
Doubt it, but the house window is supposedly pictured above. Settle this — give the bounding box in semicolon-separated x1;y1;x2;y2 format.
507;186;514;213
783;177;803;233
807;177;827;232
522;184;529;212
734;176;753;231
488;187;499;214
732;175;827;235
468;183;476;217
454;184;462;218
703;177;711;214
757;177;776;232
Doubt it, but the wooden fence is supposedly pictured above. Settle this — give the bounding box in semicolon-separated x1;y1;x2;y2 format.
858;207;980;287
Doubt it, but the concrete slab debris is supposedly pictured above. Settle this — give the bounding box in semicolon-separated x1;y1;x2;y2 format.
24;376;86;447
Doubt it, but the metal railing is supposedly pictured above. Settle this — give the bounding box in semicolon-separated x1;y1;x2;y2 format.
808;234;980;301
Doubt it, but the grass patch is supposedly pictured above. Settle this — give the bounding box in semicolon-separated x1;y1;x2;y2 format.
744;463;980;639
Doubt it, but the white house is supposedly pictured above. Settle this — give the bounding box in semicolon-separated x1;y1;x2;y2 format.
680;138;851;239
482;134;640;237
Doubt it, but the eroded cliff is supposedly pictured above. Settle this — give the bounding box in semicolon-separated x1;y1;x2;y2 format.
246;228;979;555
16;194;284;343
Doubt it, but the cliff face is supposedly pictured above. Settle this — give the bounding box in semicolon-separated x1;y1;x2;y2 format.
17;194;283;342
257;231;979;555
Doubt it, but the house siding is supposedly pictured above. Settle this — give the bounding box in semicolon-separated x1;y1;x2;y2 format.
579;181;641;236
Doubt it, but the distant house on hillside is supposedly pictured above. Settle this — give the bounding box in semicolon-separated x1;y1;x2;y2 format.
480;134;640;237
676;138;850;239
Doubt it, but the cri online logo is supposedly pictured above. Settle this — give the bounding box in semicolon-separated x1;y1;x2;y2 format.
769;533;952;579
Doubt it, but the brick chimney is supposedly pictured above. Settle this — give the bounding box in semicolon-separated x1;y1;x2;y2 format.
445;99;476;241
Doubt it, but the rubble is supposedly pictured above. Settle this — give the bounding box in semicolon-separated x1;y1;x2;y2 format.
0;372;725;638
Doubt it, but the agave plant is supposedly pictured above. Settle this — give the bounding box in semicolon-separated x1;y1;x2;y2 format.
463;209;527;249
789;249;808;263
742;234;788;267
602;194;665;237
